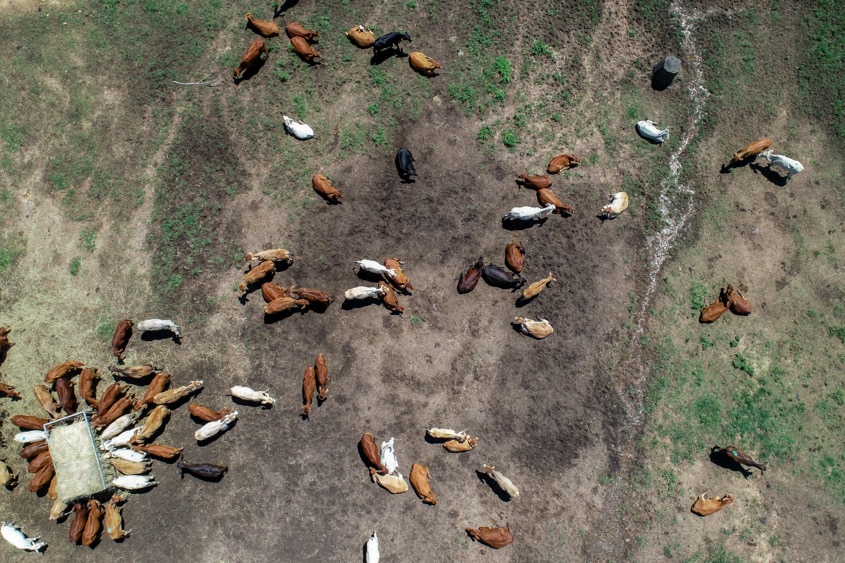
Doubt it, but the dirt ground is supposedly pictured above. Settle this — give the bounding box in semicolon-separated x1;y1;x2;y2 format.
3;0;841;561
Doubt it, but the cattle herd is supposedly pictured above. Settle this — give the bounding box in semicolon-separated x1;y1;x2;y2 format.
0;3;809;558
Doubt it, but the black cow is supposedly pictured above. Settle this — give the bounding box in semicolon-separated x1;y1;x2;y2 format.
395;148;417;181
481;265;526;290
374;31;411;53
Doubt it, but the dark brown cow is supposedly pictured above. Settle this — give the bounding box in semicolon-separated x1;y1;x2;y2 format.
233;38;268;80
27;462;54;493
55;377;78;414
245;12;279;38
111;319;133;363
458;257;484;294
547;154;580;173
79;367;101;409
290;36;321;63
285;22;319;42
0;326;14;363
713;445;766;472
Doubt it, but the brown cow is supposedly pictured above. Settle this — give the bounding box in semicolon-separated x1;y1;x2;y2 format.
691;493;734;516
11;415;49;431
699;295;728;323
517;173;552;190
44;360;85;383
264;296;309;316
713;445;766;472
82;499;103;547
285;22;319;42
536;188;574;215
98;383;128;416
290;36;321;63
0;381;20;399
378;281;404;314
725;283;752;315
28;451;53;474
315;354;329;401
131;443;183;461
79;367;101;409
27;462;55;493
109;364;156;381
91;396;134;428
289;286;333;305
312;173;342;202
234;38;268;80
466;524;514;549
384;258;414;292
245;12;279;38
112;319;133;363
302;366;316;417
135;371;171;411
346;25;375;48
505;242;525;274
188;403;232;422
409;463;437;505
239;260;275;293
261;282;289;303
731;138;771;163
55;377;77;414
360;433;388;474
547;154;580;173
409;51;442;75
458;257;484;294
19;440;49;460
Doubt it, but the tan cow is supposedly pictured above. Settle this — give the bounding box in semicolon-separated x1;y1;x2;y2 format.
547;154;580;173
312;173;342;203
346;25;375;48
409;51;442;75
239;260;275;293
409;463;437;505
466;524;513;549
731;138;771;163
691;493;734;516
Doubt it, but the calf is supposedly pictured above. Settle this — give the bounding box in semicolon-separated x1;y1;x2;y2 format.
373;31;411;53
725;283;752;315
505;242;525;274
233;38;268;80
395;148;417;181
302;366;316;417
691;493;733;516
458;257;484;294
513;317;554;339
315;354;329;401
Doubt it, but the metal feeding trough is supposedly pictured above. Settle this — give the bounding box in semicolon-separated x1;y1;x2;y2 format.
44;412;108;503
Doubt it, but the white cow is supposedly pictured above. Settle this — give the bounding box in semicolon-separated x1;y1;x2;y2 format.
503;203;555;222
229;386;276;406
1;522;46;553
356;259;396;278
137;319;181;337
366;531;379;563
380;438;398;475
344;286;386;301
636;120;669;143
760;149;803;180
283;115;314;140
602;192;629;219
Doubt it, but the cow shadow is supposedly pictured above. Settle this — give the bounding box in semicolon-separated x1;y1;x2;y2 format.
262;309;305;324
341;298;379;311
720;156;758;174
515;295;536;308
355;270;385;283
370;49;407;66
475;470;513;502
398;175;416;184
750;162;788;187
233;57;267;85
709;446;753;479
273;0;298;18
501;218;548;231
109;372;156;386
140;330;181;345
